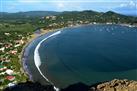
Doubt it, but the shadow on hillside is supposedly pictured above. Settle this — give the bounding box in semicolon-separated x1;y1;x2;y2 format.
4;81;104;91
4;81;54;91
61;83;89;91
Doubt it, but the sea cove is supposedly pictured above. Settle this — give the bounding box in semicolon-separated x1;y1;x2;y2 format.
22;24;137;89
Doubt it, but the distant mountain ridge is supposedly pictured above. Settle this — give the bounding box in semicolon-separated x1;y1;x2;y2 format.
0;11;60;19
0;10;136;19
0;10;136;25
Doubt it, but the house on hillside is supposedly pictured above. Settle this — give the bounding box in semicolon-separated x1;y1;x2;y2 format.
6;76;15;81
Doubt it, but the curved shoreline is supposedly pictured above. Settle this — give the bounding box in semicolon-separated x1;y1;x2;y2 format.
20;23;137;84
20;30;52;81
20;28;63;81
34;31;61;91
20;24;88;80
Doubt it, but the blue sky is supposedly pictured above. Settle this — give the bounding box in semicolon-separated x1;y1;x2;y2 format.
1;0;137;15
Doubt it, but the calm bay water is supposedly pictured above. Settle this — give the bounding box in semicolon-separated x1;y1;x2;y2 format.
23;24;137;88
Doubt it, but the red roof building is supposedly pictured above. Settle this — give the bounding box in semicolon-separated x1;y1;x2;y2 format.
6;76;15;81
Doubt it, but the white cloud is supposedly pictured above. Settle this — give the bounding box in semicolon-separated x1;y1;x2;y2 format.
114;0;137;16
57;2;65;8
129;1;136;6
120;0;136;8
17;0;43;3
53;1;83;11
54;1;66;9
120;4;127;7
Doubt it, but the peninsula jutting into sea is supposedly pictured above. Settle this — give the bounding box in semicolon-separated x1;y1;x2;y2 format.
0;0;137;91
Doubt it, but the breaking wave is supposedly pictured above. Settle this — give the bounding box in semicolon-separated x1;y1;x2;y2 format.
34;31;61;91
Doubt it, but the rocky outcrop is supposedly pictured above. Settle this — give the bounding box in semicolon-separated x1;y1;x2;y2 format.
89;79;137;91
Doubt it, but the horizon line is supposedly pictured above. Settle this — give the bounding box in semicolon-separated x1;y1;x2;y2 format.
0;10;116;13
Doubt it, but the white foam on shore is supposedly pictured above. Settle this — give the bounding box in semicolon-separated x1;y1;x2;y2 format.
34;31;61;91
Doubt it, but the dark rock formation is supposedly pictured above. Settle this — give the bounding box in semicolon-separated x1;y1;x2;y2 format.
61;82;89;91
4;81;54;91
4;79;137;91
